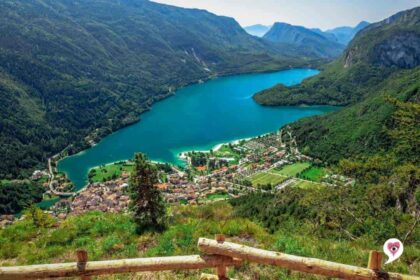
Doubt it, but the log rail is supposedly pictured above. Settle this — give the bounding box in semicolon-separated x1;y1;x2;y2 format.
0;255;241;280
0;236;418;280
198;238;418;280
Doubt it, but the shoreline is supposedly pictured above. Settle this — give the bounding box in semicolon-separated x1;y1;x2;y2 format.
178;139;241;160
55;65;304;168
55;66;318;172
55;67;322;192
177;134;267;160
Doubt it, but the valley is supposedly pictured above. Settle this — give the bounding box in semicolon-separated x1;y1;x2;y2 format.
57;68;337;190
0;0;321;179
0;1;419;279
51;127;352;216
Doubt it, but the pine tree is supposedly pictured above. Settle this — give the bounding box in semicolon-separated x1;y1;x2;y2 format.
129;153;167;234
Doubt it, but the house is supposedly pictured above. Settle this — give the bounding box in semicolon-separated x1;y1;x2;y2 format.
156;183;169;191
196;166;207;172
31;170;48;180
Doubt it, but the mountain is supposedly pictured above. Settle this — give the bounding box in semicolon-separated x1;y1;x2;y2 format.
263;22;345;58
245;9;419;254
310;28;338;42
0;0;320;179
326;21;370;45
254;7;420;162
244;24;272;37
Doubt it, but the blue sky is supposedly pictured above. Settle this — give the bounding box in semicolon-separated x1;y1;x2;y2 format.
153;0;420;30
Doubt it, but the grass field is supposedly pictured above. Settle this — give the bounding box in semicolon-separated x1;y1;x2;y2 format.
291;180;323;190
299;167;326;182
214;144;240;163
273;162;311;177
204;193;231;201
250;172;287;187
89;162;134;183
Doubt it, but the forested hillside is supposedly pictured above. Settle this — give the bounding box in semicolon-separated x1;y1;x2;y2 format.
232;97;419;242
254;7;420;162
0;0;318;179
244;8;419;255
263;22;345;58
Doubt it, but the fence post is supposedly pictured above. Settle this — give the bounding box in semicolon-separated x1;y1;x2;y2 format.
76;249;90;280
200;273;237;280
367;250;382;271
215;235;228;280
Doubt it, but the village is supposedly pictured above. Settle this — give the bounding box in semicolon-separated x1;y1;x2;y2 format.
43;127;354;217
0;127;355;225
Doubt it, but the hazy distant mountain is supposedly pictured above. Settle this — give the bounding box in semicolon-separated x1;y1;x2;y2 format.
263;22;345;58
244;24;272;37
326;21;370;45
310;28;338;42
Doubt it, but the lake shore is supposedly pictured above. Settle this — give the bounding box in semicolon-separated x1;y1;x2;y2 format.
57;68;335;190
178;138;249;161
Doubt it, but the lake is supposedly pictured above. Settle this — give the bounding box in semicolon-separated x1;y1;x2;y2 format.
58;69;337;190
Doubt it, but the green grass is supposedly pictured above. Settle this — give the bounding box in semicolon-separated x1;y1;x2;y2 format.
88;162;134;183
273;162;311;177
0;203;418;278
35;176;50;184
249;172;287;187
214;145;241;163
299;167;326;182
204;193;231;201
215;145;234;155
291;180;323;190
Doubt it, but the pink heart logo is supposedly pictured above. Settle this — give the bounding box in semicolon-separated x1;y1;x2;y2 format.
387;242;400;256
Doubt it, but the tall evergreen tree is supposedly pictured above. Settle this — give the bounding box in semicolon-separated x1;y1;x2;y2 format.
129;153;167;234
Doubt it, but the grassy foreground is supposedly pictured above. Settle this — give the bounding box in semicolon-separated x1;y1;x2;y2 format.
0;202;418;279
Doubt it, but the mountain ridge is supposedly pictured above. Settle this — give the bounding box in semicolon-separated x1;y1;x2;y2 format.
244;24;272;37
254;7;420;162
263;22;346;58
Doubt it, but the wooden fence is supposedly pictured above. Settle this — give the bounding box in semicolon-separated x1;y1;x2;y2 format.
0;235;418;280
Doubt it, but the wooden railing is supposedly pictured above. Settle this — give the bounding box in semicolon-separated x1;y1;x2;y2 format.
0;235;418;280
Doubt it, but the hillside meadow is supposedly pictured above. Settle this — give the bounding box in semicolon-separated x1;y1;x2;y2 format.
0;202;418;279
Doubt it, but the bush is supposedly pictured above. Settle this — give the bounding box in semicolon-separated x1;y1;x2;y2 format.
102;234;124;254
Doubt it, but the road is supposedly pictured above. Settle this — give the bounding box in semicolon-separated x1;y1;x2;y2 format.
47;157;75;197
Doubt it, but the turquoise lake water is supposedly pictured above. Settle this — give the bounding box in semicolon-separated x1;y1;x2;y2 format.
58;69;337;190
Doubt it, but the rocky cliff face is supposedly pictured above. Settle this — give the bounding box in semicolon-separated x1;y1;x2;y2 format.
343;7;420;69
373;32;420;68
344;32;420;68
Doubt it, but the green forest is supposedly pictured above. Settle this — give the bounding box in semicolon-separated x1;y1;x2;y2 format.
0;181;44;215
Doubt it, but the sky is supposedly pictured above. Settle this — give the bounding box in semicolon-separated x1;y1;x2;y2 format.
152;0;420;30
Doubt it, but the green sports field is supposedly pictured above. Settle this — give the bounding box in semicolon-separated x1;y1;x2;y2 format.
249;172;287;187
272;162;311;177
291;180;323;190
299;166;326;182
89;162;134;183
204;193;231;201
